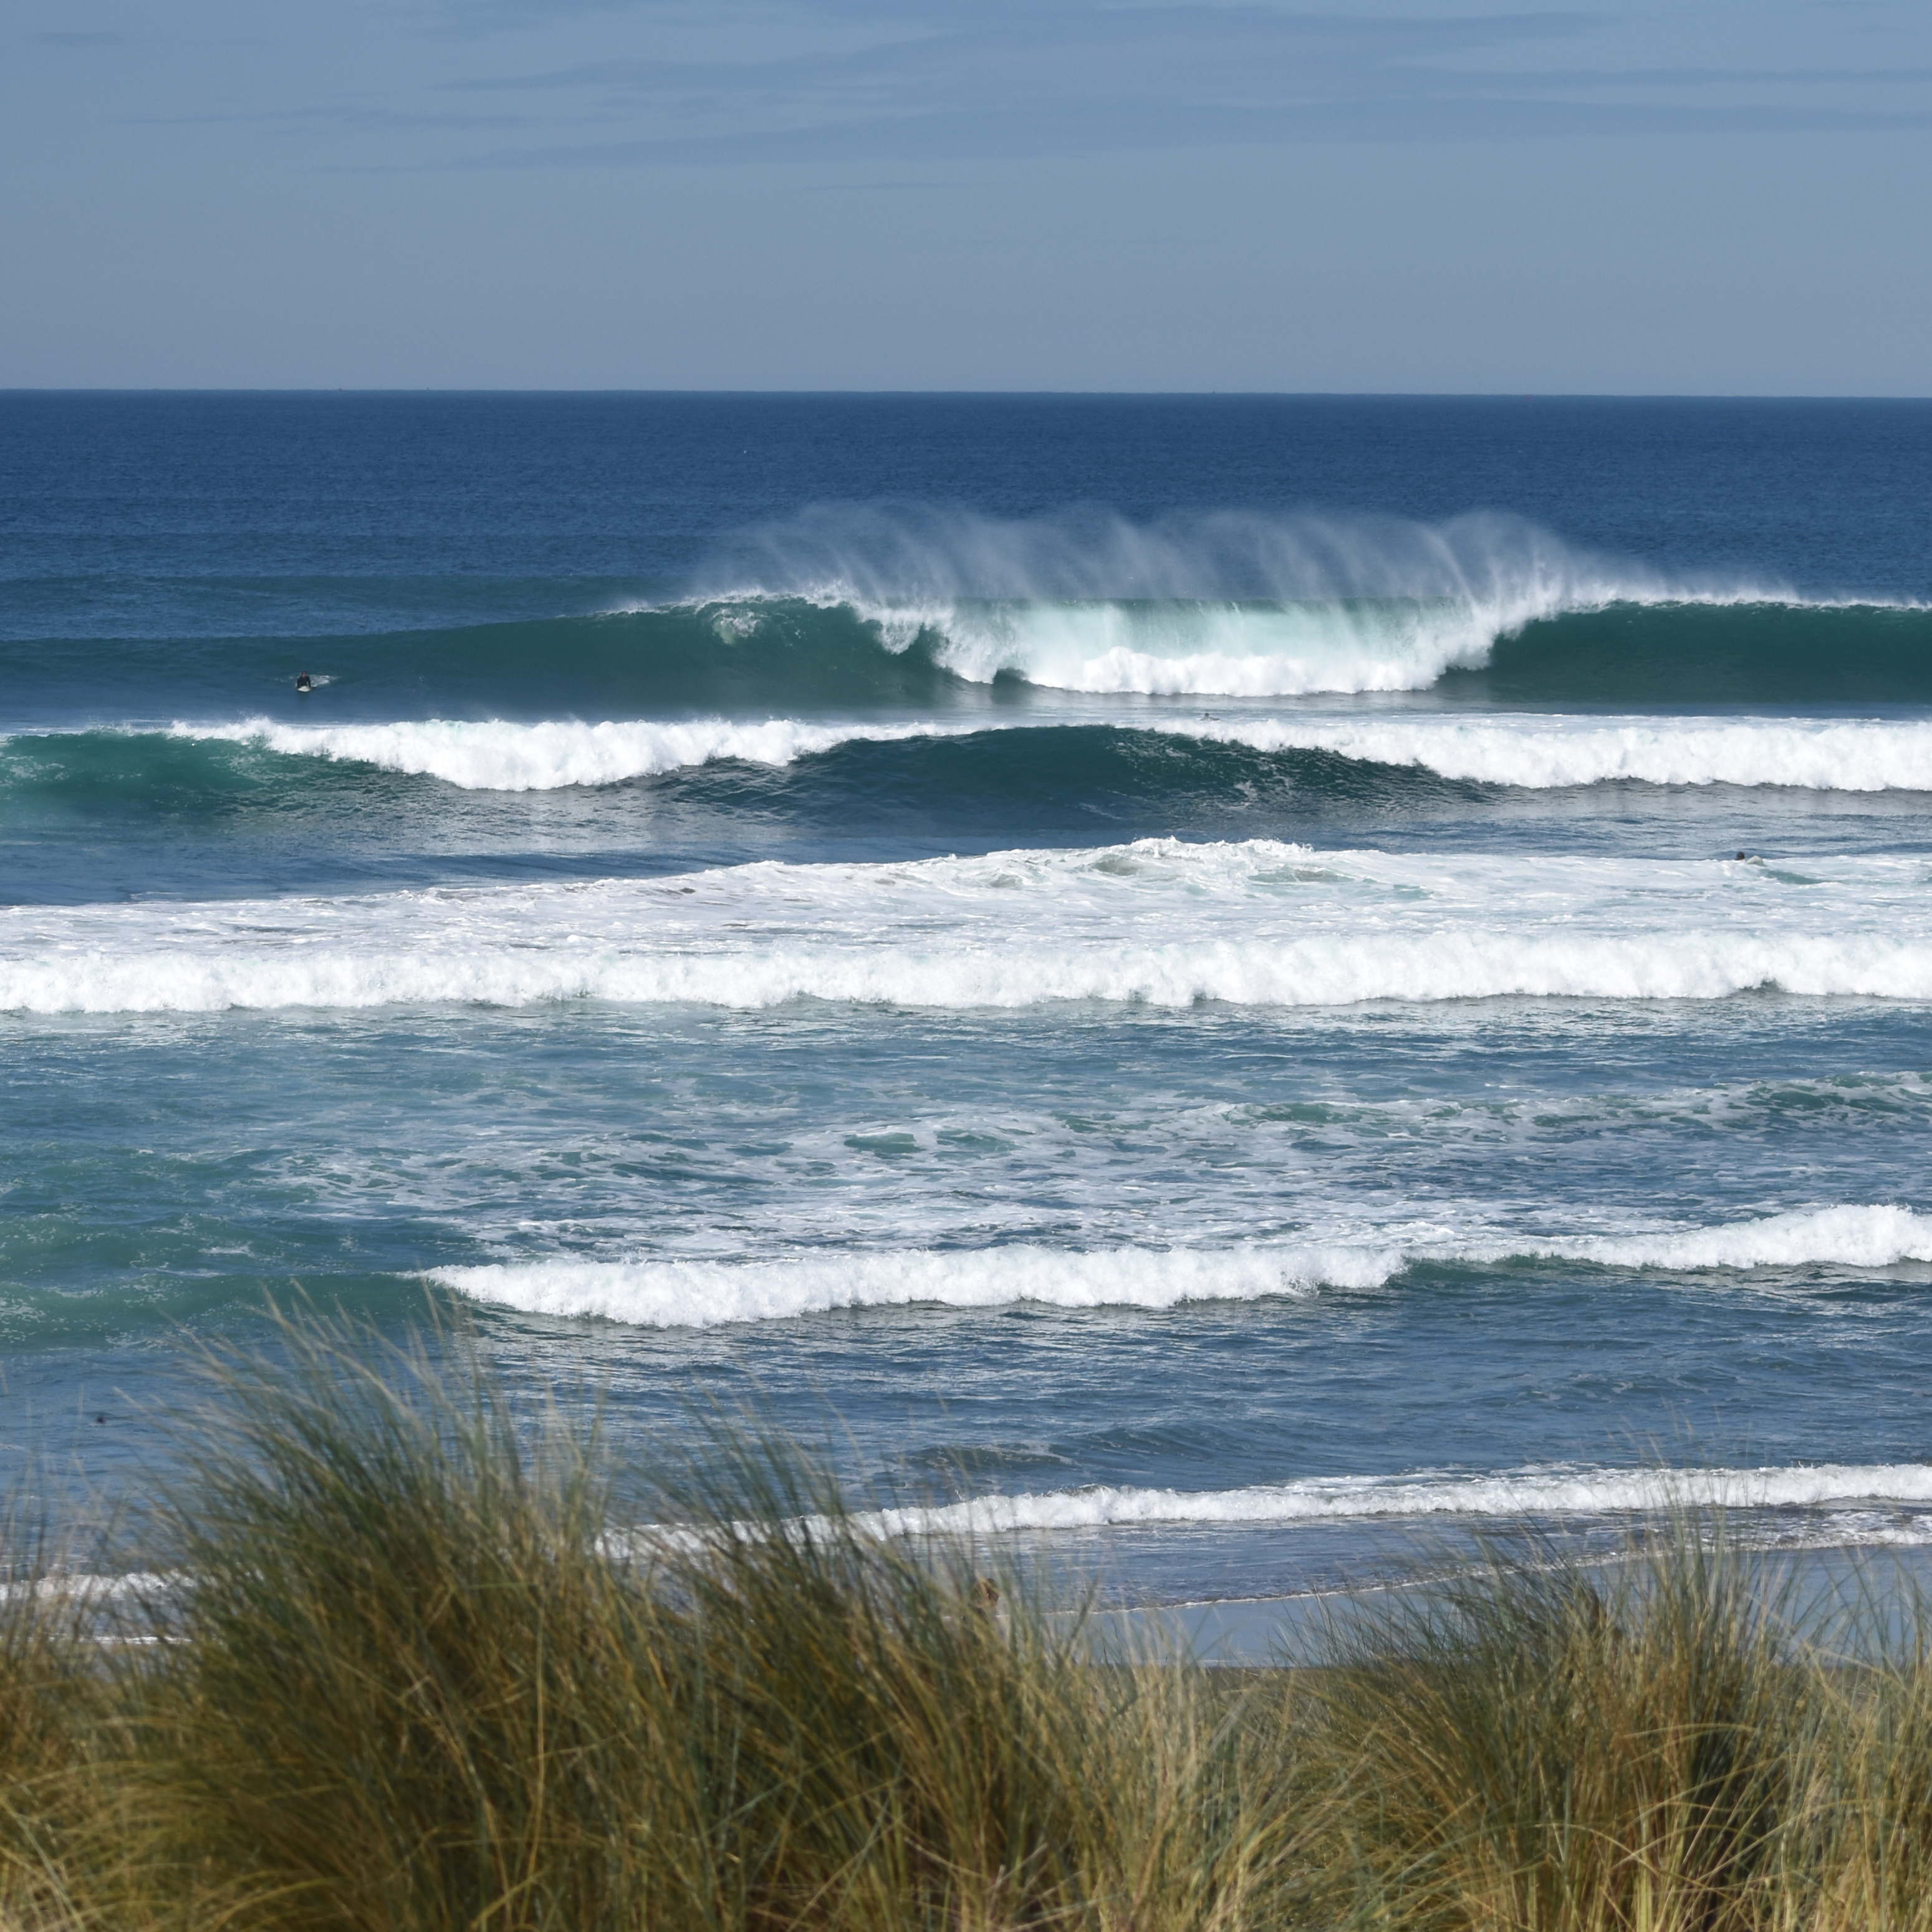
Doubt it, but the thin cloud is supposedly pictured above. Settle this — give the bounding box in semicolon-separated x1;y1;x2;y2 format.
456;97;1932;171
140;1;1931;170
415;3;1932;165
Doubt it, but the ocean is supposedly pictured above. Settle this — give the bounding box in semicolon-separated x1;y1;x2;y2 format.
6;391;1932;1606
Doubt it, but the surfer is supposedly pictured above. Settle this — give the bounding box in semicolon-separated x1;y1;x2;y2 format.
296;671;312;694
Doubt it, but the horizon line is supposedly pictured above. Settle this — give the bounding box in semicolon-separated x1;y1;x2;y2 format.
2;387;1930;402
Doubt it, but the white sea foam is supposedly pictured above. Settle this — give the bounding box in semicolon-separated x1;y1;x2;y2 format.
0;1572;171;1606
143;709;1932;795
435;1244;1396;1327
9;838;1932;1015
1175;714;1932;792
1561;1204;1932;1273
695;504;1802;696
900;596;1921;699
845;1462;1932;1538
435;1206;1932;1331
173;716;978;791
906;598;1503;696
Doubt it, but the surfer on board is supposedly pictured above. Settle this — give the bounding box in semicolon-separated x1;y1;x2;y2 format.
296;671;312;693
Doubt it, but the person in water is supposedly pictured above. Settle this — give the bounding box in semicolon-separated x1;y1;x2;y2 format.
296;671;312;693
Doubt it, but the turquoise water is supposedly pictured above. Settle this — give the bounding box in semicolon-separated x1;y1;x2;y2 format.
6;393;1932;1600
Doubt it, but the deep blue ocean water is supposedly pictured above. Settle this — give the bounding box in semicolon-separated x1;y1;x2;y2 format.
6;392;1932;1600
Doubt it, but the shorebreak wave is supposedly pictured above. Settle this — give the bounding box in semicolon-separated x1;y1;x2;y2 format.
845;1461;1932;1537
435;1205;1932;1329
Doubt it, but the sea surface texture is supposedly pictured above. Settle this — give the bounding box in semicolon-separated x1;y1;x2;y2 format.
6;393;1932;1601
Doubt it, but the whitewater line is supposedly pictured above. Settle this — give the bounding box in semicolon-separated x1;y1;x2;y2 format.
12;928;1932;1014
10;835;1932;1013
839;1461;1932;1538
1164;714;1932;792
163;716;988;791
433;1206;1932;1330
130;711;1932;793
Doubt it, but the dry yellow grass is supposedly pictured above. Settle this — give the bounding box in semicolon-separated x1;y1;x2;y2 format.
3;1314;1932;1930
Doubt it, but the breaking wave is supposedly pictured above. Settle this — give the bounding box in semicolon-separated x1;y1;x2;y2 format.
9;839;1932;1014
845;1461;1932;1537
685;504;1926;699
170;716;982;791
19;933;1931;1014
9;709;1932;815
435;1206;1932;1330
12;512;1928;723
1173;714;1932;792
698;504;1723;696
120;711;1932;794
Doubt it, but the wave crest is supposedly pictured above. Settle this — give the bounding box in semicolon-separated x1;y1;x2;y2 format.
1176;714;1932;792
849;1461;1932;1537
170;716;979;791
704;504;1726;610
434;1206;1932;1330
689;504;1802;696
116;712;1932;795
10;840;1932;1014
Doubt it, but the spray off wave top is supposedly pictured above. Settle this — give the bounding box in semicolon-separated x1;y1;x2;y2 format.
9;509;1923;723
681;502;1880;699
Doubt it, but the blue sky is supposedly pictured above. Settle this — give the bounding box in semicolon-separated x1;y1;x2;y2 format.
4;1;1928;389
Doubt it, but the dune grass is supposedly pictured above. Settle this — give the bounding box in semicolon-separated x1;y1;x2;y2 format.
4;1317;1932;1929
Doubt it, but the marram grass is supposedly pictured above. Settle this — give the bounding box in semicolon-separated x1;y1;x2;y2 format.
5;1321;1932;1929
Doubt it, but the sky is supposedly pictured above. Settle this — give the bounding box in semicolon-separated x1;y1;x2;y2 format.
2;0;1928;392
